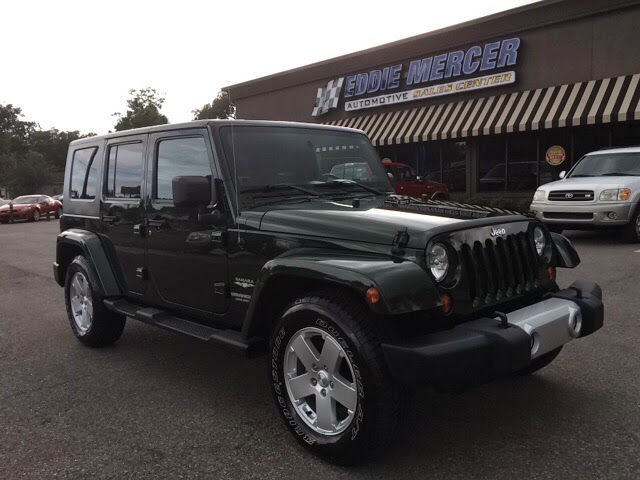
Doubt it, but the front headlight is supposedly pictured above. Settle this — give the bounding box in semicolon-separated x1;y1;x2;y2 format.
600;188;631;201
533;226;546;256
427;243;449;282
533;190;546;201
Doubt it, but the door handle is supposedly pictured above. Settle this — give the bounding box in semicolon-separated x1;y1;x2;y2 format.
101;214;120;225
146;219;166;230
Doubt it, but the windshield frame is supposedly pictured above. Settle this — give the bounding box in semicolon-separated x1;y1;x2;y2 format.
214;124;394;211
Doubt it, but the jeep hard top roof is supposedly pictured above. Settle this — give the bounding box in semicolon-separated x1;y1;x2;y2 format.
69;120;364;146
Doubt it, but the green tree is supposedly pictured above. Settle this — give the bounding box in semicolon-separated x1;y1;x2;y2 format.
30;128;82;170
3;151;53;196
192;89;236;120
113;87;169;131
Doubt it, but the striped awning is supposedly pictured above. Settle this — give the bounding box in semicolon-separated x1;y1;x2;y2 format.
326;73;640;146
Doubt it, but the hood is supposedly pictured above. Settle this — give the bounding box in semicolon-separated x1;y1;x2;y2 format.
258;198;471;249
540;176;640;192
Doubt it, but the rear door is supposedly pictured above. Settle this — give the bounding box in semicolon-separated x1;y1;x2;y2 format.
143;128;229;315
100;135;147;296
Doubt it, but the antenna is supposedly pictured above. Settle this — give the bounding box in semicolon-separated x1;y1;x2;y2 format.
226;86;242;245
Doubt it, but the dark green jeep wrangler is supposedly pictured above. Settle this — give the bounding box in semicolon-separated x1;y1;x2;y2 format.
54;120;603;463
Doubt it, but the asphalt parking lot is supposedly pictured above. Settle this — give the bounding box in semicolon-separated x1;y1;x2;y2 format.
1;220;639;479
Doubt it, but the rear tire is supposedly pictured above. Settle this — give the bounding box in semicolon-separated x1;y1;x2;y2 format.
623;208;640;243
268;290;408;465
517;346;563;376
64;255;126;347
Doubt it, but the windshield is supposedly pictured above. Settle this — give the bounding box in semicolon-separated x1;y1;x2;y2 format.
569;152;640;177
12;196;40;204
219;126;393;206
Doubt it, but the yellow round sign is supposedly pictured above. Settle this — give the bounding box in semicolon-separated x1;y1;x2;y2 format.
545;145;566;166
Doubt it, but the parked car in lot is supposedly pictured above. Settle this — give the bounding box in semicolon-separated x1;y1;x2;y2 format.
530;146;640;242
0;195;63;223
54;120;603;464
52;194;64;204
382;159;449;199
0;197;10;206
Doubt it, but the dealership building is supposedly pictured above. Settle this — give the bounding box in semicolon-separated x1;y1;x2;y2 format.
229;0;640;198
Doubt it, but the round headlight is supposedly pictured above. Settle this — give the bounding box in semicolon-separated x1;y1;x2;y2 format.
428;243;449;282
533;226;546;256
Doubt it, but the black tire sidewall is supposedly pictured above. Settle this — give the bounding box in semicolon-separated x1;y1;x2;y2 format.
269;300;378;458
625;207;640;243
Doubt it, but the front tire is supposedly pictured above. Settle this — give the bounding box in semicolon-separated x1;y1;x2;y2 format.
30;209;40;222
64;255;126;347
623;208;640;243
268;290;407;464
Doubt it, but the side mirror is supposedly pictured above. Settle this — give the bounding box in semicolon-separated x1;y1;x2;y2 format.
172;176;212;208
387;172;396;187
559;171;566;179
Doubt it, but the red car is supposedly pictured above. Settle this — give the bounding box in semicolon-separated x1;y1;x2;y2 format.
0;195;63;223
382;160;449;200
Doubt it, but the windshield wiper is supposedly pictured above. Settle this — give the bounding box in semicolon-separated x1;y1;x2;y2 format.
317;179;384;195
240;183;321;197
569;174;593;177
600;172;637;176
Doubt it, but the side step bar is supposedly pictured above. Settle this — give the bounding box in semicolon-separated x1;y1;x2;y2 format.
103;298;265;357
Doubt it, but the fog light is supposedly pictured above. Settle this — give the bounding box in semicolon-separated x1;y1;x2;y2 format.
365;287;381;304
607;212;618;220
441;294;453;314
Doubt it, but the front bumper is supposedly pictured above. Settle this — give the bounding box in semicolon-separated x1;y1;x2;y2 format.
382;280;603;390
0;210;30;220
530;201;635;226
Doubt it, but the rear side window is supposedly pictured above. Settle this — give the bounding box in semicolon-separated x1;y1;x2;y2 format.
105;142;144;199
70;147;99;199
155;137;211;200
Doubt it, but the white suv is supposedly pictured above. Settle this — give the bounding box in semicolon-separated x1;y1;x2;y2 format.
530;146;640;242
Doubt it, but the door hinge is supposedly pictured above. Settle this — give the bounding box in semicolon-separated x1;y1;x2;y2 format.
136;267;148;280
214;282;229;297
390;228;410;256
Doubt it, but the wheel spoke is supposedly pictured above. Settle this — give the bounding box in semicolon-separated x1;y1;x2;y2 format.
85;297;93;316
287;372;315;400
81;308;91;329
331;376;356;412
319;337;342;375
314;394;336;431
290;335;320;370
71;277;82;297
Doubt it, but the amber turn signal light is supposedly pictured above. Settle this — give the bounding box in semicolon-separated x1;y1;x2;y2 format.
366;287;381;304
441;294;453;314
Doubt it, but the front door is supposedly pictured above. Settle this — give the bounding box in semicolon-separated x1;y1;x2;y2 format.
100;135;148;295
144;129;229;315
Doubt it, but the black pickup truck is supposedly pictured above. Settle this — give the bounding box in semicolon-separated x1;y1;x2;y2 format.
54;120;603;464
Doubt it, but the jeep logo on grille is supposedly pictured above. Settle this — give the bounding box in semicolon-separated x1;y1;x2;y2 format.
565;193;574;198
490;228;506;237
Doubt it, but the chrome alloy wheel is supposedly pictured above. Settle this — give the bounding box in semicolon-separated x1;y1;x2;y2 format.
69;272;93;334
284;327;358;436
636;213;640;237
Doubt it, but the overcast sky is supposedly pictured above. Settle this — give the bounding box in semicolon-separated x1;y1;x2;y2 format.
2;0;537;135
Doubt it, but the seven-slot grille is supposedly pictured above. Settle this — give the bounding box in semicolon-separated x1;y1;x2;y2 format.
548;190;594;201
459;231;540;307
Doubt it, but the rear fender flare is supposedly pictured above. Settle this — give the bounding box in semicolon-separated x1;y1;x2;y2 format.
55;229;121;296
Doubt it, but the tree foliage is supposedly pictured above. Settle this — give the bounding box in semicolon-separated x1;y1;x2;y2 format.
0;104;36;158
113;87;169;131
2;151;53;196
192;89;236;120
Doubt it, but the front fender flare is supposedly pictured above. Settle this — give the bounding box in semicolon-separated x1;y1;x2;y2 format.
241;251;440;338
550;232;581;268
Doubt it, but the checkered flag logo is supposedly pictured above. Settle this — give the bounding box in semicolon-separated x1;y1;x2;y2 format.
311;77;344;116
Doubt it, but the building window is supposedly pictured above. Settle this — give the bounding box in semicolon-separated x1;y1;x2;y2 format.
105;142;143;199
611;122;640;148
507;133;537;191
418;143;442;183
156;137;211;200
442;141;466;192
70;147;98;200
478;136;506;192
571;125;611;163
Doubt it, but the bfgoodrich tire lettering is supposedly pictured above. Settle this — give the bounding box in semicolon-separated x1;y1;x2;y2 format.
268;290;407;464
64;255;126;347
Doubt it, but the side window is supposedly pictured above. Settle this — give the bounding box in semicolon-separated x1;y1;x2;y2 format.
70;147;99;199
155;137;212;200
105;142;143;199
